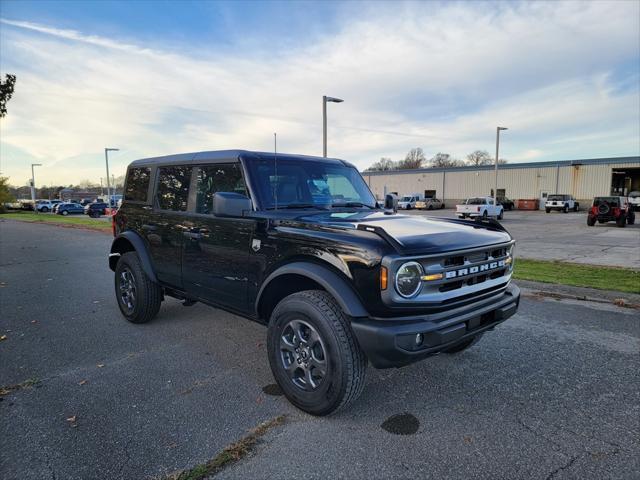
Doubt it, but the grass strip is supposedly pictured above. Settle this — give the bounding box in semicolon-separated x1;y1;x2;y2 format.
0;212;111;232
164;415;286;480
514;258;640;294
0;378;40;396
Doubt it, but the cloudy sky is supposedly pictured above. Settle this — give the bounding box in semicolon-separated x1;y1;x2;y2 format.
0;0;638;186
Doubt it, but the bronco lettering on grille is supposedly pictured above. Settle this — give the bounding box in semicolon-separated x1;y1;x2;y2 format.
445;259;507;279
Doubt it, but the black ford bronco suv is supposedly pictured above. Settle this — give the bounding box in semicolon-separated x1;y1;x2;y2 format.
109;150;520;415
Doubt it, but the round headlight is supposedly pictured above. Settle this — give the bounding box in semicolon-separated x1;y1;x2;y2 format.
395;261;423;298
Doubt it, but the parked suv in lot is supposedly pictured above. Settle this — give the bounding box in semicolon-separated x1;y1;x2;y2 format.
109;150;520;415
587;196;635;227
545;194;579;213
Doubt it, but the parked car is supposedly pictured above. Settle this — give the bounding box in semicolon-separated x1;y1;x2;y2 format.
456;197;504;220
497;197;514;211
628;191;640;212
109;150;520;415
36;200;62;212
587;196;635;227
57;203;84;215
415;198;444;210
545;194;579;213
397;194;421;210
85;202;108;217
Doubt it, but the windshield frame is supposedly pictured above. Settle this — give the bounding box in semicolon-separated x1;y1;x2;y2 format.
242;155;378;211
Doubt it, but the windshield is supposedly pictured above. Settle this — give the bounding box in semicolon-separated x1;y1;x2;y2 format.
245;158;377;210
547;195;565;201
401;196;413;202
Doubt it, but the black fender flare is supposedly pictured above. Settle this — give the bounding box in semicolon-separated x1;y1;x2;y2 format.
256;262;369;318
109;231;158;283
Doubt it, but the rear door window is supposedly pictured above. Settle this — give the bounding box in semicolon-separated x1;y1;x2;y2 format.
124;167;151;202
195;164;246;214
156;166;192;211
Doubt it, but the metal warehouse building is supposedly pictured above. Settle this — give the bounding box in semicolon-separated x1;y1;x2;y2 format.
362;156;640;208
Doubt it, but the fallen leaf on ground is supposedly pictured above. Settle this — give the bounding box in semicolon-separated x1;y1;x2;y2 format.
0;335;7;341
79;380;88;385
96;364;104;368
463;435;473;444
31;320;37;324
613;298;626;307
66;415;77;423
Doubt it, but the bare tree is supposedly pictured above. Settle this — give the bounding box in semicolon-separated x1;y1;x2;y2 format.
366;157;396;171
397;148;426;169
429;152;464;168
466;150;492;166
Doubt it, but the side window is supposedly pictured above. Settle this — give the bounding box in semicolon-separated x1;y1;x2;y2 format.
196;164;245;214
156;166;192;211
124;167;151;202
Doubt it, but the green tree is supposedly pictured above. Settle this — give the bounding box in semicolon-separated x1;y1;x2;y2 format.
0;177;15;213
0;74;17;118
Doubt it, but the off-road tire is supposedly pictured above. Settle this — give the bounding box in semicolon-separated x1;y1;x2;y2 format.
563;205;569;213
115;252;162;324
267;290;367;416
616;215;626;228
587;216;596;226
545;208;551;213
627;213;635;225
444;335;482;354
497;210;504;220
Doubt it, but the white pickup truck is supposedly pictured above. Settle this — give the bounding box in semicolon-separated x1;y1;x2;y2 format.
456;197;504;220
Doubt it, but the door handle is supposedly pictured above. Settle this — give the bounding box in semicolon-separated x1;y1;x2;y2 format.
141;206;153;211
183;229;210;240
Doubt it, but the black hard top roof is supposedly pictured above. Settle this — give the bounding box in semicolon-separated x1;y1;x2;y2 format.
129;150;355;169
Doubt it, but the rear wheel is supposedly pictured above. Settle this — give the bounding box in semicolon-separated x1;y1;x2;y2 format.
61;210;69;216
573;204;579;212
428;205;433;210
616;215;626;228
545;208;551;213
115;252;162;323
267;290;367;416
498;210;504;220
587;216;596;226
563;205;569;213
482;210;488;219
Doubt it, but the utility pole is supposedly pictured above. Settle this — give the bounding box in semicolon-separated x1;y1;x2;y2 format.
322;95;344;157
104;148;119;206
30;163;42;213
494;127;508;206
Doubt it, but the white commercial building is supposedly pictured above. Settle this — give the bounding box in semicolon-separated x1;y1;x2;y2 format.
362;156;640;208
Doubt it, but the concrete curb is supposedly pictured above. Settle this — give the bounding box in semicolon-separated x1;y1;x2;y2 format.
515;279;640;309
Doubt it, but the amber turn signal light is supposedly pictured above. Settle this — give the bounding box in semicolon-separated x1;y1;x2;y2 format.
380;266;388;290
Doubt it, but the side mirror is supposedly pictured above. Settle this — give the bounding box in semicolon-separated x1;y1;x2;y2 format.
384;193;398;212
213;192;252;217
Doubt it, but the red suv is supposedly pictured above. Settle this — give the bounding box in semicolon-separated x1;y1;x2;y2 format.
587;196;635;227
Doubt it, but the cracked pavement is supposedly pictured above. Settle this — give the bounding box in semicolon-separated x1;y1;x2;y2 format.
1;220;639;479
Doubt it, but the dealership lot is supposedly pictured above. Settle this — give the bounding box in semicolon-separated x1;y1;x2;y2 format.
1;220;638;480
407;209;640;269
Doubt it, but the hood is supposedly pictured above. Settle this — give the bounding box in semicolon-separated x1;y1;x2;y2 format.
295;211;512;254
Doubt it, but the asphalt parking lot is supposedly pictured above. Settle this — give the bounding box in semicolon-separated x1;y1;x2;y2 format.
406;208;640;269
1;220;638;480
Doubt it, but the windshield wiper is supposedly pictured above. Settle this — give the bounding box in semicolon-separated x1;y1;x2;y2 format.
265;203;329;210
331;202;375;209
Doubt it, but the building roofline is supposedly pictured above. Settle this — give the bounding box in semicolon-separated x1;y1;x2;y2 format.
360;156;640;176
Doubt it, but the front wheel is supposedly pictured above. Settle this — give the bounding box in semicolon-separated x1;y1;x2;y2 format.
114;252;162;323
61;210;69;216
267;290;367;416
627;213;635;225
41;207;49;213
574;204;579;212
616;215;626;228
545;208;551;213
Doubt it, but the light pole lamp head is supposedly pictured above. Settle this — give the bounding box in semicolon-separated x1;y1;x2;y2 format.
105;148;120;152
325;96;344;103
497;127;508;131
32;163;42;167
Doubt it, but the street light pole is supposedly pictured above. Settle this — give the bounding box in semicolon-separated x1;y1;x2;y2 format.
322;95;344;157
104;148;119;205
494;127;508;206
30;163;42;213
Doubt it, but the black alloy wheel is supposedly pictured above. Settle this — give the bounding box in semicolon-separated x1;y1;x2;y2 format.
279;319;327;391
118;267;137;315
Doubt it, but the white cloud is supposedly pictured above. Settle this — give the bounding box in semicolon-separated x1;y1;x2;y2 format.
0;0;638;186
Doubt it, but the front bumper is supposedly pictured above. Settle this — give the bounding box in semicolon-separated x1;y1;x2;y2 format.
350;284;520;368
